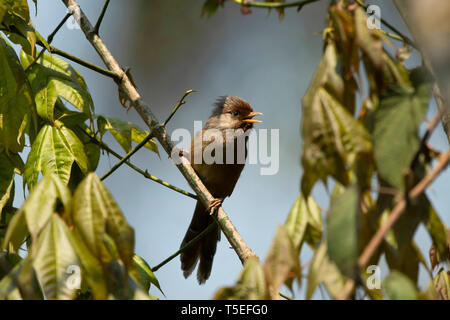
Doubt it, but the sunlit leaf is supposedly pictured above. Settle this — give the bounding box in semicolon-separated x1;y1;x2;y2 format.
214;256;268;300
284;193;322;251
131;254;163;294
21;51;94;123
306;242;347;299
0;36;35;153
23;124;89;190
32;214;80;300
22;174;70;241
96;115;159;155
264;226;301;296
301;43;371;196
72;173;135;267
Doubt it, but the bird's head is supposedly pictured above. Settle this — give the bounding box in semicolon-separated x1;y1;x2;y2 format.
205;96;263;131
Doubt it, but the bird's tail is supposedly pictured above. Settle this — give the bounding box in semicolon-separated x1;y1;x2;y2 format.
180;201;220;284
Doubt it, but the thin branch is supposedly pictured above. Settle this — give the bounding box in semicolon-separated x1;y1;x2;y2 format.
23;12;72;72
279;292;293;300
338;150;450;300
93;0;110;34
151;222;217;272
100;89;195;181
80;128;198;199
232;0;320;9
162;90;196;127
354;0;417;49
61;0;257;265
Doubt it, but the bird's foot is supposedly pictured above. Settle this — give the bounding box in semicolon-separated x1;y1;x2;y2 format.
208;198;224;215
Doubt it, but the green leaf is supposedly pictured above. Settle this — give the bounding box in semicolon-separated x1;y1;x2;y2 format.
67;228;108;299
264;226;301;295
131;254;163;294
301;43;371;196
201;0;222;18
2;0;30;22
72;173;135;267
21;51;93;122
373;69;432;190
2;13;36;56
214;256;268;300
0;152;16;214
22;174;70;241
96;115;159;155
306;242;347;299
326;184;360;279
0;257;43;300
284;193;322;252
0;36;35;153
32;214;80;300
383;271;418;300
2;208;27;252
23;124;89;190
433;269;450;300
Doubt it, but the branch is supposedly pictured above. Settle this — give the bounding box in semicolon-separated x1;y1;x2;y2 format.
151;222;216;272
80;128;198;200
61;0;257;265
93;0;110;34
338;150;450;300
24;12;72;72
100;89;195;181
232;0;320;9
354;0;418;49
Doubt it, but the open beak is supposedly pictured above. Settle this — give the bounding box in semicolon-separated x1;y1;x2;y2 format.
242;112;263;124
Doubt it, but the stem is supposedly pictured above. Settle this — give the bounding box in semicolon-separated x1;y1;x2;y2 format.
61;0;257;265
81;128;198;199
100;89;195;181
338;150;450;300
93;0;110;34
354;0;417;49
233;0;320;9
151;222;217;272
24;13;72;72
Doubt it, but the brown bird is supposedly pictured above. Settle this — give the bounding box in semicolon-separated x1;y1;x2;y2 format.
180;96;262;284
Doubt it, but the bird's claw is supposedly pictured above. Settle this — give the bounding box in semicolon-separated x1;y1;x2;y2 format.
208;198;224;215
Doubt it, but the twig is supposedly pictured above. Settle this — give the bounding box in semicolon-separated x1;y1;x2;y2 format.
93;0;110;34
23;12;72;72
338;150;450;299
80;128;198;199
100;90;195;181
232;0;320;9
279;292;293;300
162;90;196;127
61;0;257;265
151;222;217;272
354;0;417;49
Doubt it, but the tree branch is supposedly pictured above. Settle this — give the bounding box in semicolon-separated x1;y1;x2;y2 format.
80;128;198;200
61;0;257;265
93;0;110;34
100;90;194;181
232;0;320;9
338;150;450;300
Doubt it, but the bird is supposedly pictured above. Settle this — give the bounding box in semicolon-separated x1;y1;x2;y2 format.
179;96;262;284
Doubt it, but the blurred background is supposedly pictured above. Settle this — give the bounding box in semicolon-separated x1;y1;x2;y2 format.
14;0;449;299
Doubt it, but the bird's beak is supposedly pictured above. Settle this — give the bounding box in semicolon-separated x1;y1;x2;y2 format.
242;112;263;124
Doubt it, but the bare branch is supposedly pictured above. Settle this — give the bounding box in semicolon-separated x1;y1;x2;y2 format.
61;0;257;265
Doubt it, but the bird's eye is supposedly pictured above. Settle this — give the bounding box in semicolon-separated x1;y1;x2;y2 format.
232;111;239;117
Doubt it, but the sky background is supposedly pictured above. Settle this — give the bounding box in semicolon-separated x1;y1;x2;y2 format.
11;0;450;299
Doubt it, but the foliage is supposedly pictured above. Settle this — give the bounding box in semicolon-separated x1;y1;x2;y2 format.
207;0;450;300
0;0;159;300
0;0;448;300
